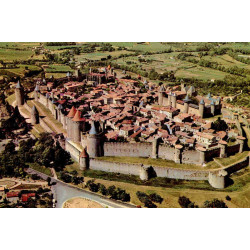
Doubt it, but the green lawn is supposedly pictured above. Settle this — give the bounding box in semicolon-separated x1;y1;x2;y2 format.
28;163;52;176
45;64;74;73
0;48;34;62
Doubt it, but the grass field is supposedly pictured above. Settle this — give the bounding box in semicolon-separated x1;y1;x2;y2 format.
45;64;73;73
28;163;52;177
0;48;34;62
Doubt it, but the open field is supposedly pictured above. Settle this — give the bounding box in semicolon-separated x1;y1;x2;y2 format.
44;64;73;73
0;48;34;62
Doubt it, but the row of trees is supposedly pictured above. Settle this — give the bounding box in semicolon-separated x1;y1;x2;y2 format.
178;196;228;208
136;191;163;208
86;180;131;202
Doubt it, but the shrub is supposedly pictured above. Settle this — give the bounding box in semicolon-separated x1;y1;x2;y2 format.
144;200;157;208
99;184;108;196
149;193;163;204
203;199;228;208
178;196;198;208
225;195;231;201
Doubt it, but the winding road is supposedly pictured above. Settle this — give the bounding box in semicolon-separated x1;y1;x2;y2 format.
26;168;135;208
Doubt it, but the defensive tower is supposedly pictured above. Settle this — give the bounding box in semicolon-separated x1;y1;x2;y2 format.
15;81;24;106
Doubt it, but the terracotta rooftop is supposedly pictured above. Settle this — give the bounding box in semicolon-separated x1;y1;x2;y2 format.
67;106;76;118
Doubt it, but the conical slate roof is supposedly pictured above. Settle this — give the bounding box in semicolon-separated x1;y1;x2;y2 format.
183;94;191;102
159;85;166;92
207;93;211;98
210;100;215;105
16;80;23;89
57;104;63;110
72;110;83;122
200;99;205;105
34;84;39;92
67;106;76;118
89;122;97;135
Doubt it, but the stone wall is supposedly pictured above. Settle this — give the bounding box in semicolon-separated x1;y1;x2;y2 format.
104;142;152;158
205;148;220;162
182;149;200;164
224;156;249;174
227;144;240;156
158;144;175;160
38;94;48;107
90;159;209;180
65;139;81;162
40;119;53;133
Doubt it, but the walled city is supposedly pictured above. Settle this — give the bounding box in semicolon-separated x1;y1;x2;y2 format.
14;67;249;189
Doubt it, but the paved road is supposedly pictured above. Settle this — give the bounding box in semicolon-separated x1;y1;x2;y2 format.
26;168;135;208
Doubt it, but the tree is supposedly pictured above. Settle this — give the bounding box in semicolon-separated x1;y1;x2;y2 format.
99;184;108;196
149;193;163;204
4;141;15;154
178;196;198;208
212;117;228;131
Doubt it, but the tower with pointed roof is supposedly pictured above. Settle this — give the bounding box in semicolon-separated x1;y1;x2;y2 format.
199;99;205;118
34;83;39;101
171;92;177;108
15;81;25;106
87;121;101;158
79;148;89;170
158;84;165;106
72;110;85;142
66;106;76;139
31;105;39;125
183;94;190;113
210;99;215;116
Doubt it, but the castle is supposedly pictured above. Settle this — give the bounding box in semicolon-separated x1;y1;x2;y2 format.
14;68;248;189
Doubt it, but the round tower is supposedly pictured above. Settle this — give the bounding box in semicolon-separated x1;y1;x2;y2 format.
57;104;64;122
31;105;39;125
72;110;84;143
208;170;227;189
199;99;205;118
15;81;24;106
66;106;76;139
168;92;172;106
183;94;190;114
34;83;39;101
158;85;165;106
87;122;101;158
171;93;177;108
139;164;149;181
79;148;89;170
210;100;215;116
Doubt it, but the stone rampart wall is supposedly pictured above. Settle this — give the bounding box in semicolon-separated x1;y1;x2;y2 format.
39;119;53;133
90;159;209;180
38;94;47;107
224;156;249;174
158;144;175;160
182;149;200;164
65;139;80;162
227;144;240;156
104;142;152;157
